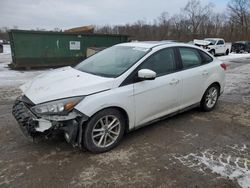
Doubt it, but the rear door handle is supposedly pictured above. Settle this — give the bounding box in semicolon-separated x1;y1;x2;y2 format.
202;70;209;76
169;79;180;85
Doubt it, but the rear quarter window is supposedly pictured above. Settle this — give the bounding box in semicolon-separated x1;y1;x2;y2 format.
199;50;213;64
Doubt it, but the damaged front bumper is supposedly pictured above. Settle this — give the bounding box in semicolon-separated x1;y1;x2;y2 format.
12;96;88;148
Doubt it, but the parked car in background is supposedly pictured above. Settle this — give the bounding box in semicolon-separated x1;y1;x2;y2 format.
12;42;226;153
231;41;250;53
0;39;9;45
0;44;3;53
194;38;231;56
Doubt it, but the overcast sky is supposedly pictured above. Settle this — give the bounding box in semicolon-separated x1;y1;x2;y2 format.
0;0;229;30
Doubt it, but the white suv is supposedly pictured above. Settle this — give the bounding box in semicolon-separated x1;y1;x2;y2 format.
12;42;226;153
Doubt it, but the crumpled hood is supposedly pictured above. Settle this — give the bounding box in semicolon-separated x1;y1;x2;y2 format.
193;39;212;46
20;66;114;104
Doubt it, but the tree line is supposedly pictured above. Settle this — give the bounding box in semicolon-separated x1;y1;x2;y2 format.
1;0;250;42
95;0;250;42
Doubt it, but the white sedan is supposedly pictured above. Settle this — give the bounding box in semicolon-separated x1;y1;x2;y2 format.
12;42;226;153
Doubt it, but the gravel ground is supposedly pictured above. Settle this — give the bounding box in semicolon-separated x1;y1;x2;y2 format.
0;51;249;188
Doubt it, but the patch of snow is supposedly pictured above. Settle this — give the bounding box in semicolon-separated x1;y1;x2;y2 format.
217;53;250;61
3;45;11;54
227;144;248;153
0;62;48;87
173;146;250;188
182;133;199;141
0;45;49;88
220;63;250;104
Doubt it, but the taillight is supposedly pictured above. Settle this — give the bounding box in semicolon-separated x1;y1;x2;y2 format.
220;63;227;70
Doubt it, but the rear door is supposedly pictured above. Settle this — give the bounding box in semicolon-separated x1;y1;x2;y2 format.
177;47;212;109
133;47;182;126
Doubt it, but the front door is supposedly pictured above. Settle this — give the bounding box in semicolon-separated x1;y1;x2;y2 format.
133;48;182;126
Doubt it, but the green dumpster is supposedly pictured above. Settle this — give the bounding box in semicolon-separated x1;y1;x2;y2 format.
8;30;128;69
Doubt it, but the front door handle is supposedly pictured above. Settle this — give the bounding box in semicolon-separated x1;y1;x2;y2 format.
169;79;180;85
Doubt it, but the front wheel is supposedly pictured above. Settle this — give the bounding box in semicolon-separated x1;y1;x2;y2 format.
83;108;125;153
209;50;215;56
200;85;219;111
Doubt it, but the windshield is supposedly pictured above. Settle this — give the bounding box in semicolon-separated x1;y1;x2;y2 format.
75;46;150;78
204;39;216;45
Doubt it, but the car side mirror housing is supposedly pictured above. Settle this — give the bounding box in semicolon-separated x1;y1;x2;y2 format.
138;69;156;80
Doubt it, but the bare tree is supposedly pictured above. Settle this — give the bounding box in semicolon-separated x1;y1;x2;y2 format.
183;0;214;38
157;12;171;40
94;0;250;42
227;0;250;39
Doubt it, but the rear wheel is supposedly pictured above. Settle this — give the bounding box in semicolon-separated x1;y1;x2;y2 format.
83;108;125;153
200;85;219;111
225;49;229;55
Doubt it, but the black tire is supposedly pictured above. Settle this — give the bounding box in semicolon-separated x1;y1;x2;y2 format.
200;84;220;112
225;49;229;55
83;108;125;153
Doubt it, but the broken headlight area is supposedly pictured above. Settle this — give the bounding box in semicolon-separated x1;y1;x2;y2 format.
31;96;84;116
12;96;89;148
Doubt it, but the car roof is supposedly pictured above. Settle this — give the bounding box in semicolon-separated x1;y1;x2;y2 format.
116;41;201;51
116;41;184;49
235;41;248;43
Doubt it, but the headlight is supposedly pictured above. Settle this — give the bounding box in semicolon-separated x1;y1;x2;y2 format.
31;96;84;115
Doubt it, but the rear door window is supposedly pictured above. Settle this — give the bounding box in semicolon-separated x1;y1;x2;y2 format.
179;48;202;69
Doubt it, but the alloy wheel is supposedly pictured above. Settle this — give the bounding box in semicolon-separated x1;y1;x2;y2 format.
91;115;121;148
205;87;218;108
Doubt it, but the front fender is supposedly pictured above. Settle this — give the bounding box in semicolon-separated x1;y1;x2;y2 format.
74;85;135;130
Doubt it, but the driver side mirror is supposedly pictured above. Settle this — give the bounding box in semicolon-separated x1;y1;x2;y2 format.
138;69;156;80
